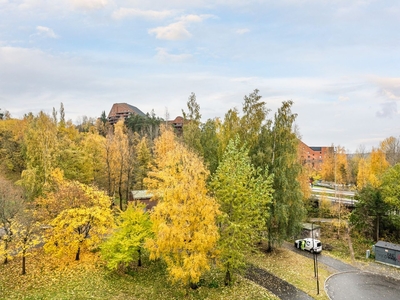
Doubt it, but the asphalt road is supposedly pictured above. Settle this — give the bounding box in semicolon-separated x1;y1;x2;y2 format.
325;271;400;300
285;242;400;300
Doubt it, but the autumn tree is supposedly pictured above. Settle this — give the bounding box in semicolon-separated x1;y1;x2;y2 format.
319;145;350;186
75;115;97;133
101;203;152;271
381;164;400;213
350;185;389;242
239;89;269;156
113;120;130;210
38;176;114;261
348;149;365;185
125;110;162;141
133;136;152;190
0;118;27;176
356;158;369;189
210;137;273;285
96;111;110;137
260;101;305;250
369;147;389;187
10;209;41;275
56;119;91;183
200;118;220;175
20;111;59;199
0;177;25;264
124;130;139;201
144;127;220;288
357;147;389;190
80;131;107;189
104;127;115;197
182;92;203;156
320;146;335;182
218;108;241;157
336;146;350;185
380;136;400;166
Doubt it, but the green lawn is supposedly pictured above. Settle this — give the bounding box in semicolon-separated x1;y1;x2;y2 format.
248;245;332;300
0;249;277;300
4;224;367;300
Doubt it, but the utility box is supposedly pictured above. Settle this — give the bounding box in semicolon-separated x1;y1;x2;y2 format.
374;241;400;267
300;223;321;239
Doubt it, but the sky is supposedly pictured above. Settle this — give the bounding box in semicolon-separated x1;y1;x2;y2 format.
0;0;399;153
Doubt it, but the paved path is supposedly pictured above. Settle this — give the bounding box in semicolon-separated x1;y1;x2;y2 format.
246;241;400;299
245;264;314;300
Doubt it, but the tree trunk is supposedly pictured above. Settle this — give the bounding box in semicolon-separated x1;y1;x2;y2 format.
190;282;199;290
224;268;231;286
3;241;9;264
75;246;81;261
138;248;142;267
22;254;26;275
376;215;380;242
267;225;273;252
106;156;112;196
126;171;131;203
119;180;123;211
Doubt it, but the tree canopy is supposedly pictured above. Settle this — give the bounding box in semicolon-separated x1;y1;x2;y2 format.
145;127;220;288
210;137;273;285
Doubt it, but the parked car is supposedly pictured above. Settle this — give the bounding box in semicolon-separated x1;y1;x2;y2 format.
294;238;322;253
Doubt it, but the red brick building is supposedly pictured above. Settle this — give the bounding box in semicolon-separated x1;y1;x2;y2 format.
167;116;184;135
107;103;146;125
299;140;333;171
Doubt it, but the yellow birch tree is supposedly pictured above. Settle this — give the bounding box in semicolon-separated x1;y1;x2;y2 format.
144;126;220;288
357;147;389;189
112;120;129;210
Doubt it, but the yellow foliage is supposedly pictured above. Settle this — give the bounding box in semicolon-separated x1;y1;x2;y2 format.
37;177;114;260
145;127;220;286
357;148;389;190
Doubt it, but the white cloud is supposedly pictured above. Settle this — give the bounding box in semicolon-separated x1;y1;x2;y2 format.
236;28;250;34
149;21;191;40
69;0;108;10
382;89;400;100
178;14;204;22
148;14;212;40
33;26;58;38
155;48;192;62
17;0;42;10
369;76;400;101
112;8;174;20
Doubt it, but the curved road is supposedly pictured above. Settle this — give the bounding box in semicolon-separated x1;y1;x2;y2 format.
285;242;400;300
325;271;400;300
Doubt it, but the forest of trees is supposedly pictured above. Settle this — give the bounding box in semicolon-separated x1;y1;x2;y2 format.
1;91;400;288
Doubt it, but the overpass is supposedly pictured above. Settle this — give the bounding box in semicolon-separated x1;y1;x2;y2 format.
311;186;357;207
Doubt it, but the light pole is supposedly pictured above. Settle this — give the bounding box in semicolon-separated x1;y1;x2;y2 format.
334;146;340;238
312;222;319;295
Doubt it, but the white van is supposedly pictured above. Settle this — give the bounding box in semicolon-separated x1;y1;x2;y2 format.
294;238;322;253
